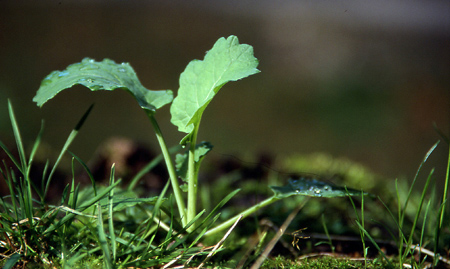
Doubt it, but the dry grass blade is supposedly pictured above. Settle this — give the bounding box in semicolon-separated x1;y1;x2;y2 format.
162;254;183;269
408;244;450;266
250;198;309;269
196;215;243;269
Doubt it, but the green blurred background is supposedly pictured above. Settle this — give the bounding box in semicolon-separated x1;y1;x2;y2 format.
1;1;449;183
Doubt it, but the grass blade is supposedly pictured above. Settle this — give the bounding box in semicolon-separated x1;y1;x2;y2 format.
402;168;434;260
43;180;120;235
128;144;182;191
400;141;439;225
354;221;393;267
7;101;34;225
97;202;113;269
43;104;94;199
377;196;406;244
435;140;449;263
0;141;21;174
108;164;117;263
69;150;97;196
419;200;431;260
27;120;44;174
7;100;26;173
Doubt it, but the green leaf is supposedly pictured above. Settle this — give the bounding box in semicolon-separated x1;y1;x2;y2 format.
175;141;213;181
270;176;368;199
2;253;21;269
33;58;173;113
170;35;259;143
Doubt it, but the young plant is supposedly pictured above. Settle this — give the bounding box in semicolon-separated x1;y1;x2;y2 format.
0;35;378;267
32;35;365;237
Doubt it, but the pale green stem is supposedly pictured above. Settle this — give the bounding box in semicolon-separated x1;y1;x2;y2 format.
205;196;281;236
187;124;200;230
147;113;186;226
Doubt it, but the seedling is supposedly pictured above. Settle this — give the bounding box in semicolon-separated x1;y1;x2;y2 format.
32;35;365;235
3;35;449;268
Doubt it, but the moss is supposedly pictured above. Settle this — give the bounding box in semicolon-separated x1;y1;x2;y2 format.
261;255;396;269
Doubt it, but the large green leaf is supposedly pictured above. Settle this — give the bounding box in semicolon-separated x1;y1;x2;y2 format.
170;35;259;143
33;58;173;113
270;176;368;199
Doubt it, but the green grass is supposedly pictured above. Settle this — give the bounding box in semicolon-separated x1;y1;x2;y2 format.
0;102;220;268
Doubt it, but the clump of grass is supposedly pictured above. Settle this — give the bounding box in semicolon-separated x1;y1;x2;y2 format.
346;140;450;269
0;102;231;268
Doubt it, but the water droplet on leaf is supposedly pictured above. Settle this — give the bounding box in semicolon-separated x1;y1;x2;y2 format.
118;68;126;73
58;71;69;77
40;79;51;86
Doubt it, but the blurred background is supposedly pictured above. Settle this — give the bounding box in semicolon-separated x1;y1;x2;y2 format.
1;0;449;184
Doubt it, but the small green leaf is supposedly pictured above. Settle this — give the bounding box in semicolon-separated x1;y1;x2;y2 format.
193;141;214;162
175;141;213;181
170;35;259;143
33;58;173;113
2;253;21;269
270;176;368;199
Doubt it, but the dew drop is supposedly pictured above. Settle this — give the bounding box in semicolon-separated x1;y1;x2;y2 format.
309;186;315;192
295;189;300;193
40;79;51;86
323;185;330;191
58;71;69;77
314;189;321;194
181;145;186;149
118;68;126;73
87;79;94;83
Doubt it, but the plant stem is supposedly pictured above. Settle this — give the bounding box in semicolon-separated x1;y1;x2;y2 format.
205;196;305;236
187;124;200;230
147;113;186;226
